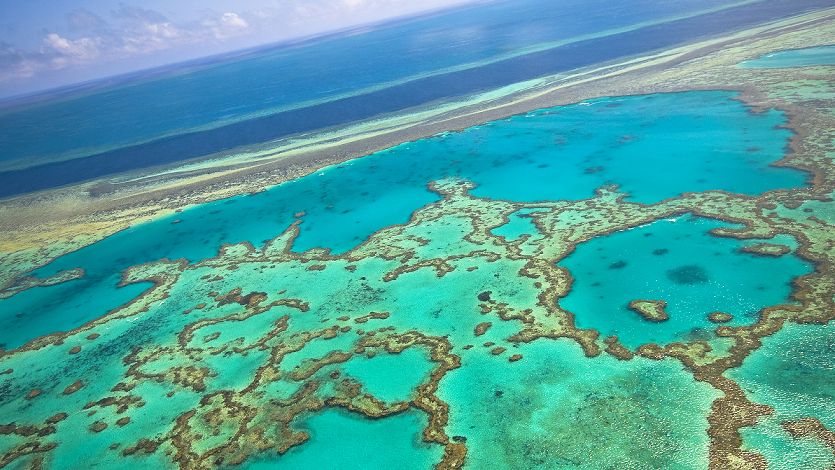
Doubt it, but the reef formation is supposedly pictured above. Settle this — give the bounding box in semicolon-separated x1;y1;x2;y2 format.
0;12;834;470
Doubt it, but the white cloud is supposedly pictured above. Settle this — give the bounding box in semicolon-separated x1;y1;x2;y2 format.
0;6;251;79
222;12;249;30
0;0;478;87
0;41;40;79
42;33;102;61
205;12;250;40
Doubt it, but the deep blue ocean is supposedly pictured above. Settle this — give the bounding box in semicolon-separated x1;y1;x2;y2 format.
0;2;830;468
0;0;830;197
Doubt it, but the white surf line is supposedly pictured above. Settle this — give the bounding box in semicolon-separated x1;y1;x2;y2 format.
120;7;835;185
192;0;768;126
7;0;772;177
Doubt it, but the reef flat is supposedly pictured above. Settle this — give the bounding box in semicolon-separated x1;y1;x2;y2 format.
741;44;835;68
1;8;834;279
0;7;834;470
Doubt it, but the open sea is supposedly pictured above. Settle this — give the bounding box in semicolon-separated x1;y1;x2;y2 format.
0;0;833;469
0;0;831;196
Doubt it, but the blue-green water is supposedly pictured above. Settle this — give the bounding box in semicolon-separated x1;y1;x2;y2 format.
0;91;807;350
560;215;812;348
0;0;800;172
729;323;835;428
0;2;831;467
729;323;835;469
440;339;720;468
740;415;835;470
0;0;831;195
341;349;434;403
491;208;547;241
741;45;835;68
245;410;442;470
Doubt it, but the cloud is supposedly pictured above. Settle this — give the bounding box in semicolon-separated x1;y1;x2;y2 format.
0;0;477;88
342;0;368;8
43;33;102;61
0;41;37;79
204;12;250;40
221;12;249;30
0;5;257;82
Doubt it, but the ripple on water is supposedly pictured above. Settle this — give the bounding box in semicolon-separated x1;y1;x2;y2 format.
0;91;809;351
243;409;442;470
440;339;720;468
729;323;835;469
740;45;835;68
559;215;812;348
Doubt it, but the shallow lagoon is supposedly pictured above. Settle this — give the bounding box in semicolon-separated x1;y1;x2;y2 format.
0;91;807;350
440;339;720;468
245;410;442;470
730;323;835;470
0;89;820;469
2;0;828;196
741;45;835;68
559;215;812;348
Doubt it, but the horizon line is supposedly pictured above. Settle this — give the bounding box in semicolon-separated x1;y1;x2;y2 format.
0;0;490;106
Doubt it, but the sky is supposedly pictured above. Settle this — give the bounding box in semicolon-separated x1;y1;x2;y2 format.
0;0;477;98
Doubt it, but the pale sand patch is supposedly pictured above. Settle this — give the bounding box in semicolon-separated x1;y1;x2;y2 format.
1;8;833;287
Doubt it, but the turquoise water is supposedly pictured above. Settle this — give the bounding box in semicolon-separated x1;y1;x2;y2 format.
0;203;541;467
0;0;765;171
440;339;719;468
0;275;151;351
741;45;835;68
729;323;835;469
0;0;831;465
245;410;442;470
5;1;830;196
491;208;547;241
0;91;807;350
740;415;835;470
0;97;820;467
729;323;835;428
341;348;434;403
559;215;812;348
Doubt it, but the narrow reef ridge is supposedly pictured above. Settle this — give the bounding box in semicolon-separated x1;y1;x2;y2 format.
0;8;834;470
